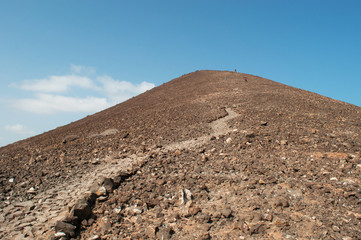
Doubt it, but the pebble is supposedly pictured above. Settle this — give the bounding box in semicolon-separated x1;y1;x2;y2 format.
220;207;232;218
96;186;107;196
114;207;122;214
54;232;67;239
27;187;36;194
88;235;100;240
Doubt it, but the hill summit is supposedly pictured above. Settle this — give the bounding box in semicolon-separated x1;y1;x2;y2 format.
1;70;360;239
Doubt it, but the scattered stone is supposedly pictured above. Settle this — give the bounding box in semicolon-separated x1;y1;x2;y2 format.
245;132;256;138
62;135;78;144
146;225;157;238
225;137;232;144
100;129;119;136
14;201;35;211
2;71;361;240
263;213;273;222
127;206;142;215
71;198;92;221
288;188;303;200
88;235;100;240
258;179;266;185
98;196;108;201
221;207;232;218
92;158;101;165
274;198;290;208
53;232;67;239
249;223;266;235
114;207;121;214
101;178;114;193
55;221;76;237
180;188;192;205
9;177;14;183
96;186;107;196
22;215;36;223
332;225;340;232
185;203;201;217
156;226;173;240
27;187;36;194
97;217;111;235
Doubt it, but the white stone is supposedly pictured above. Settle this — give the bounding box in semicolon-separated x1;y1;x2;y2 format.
54;232;67;237
114;207;121;214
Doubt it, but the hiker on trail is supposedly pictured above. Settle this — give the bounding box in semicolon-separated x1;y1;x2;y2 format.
234;69;237;73
244;76;248;82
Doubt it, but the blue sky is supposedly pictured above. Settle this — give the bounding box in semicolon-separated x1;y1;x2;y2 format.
0;0;360;147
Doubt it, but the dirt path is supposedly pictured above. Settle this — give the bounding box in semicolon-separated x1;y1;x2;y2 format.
165;108;239;151
0;108;239;239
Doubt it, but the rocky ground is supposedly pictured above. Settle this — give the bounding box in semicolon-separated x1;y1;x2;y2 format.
0;70;360;239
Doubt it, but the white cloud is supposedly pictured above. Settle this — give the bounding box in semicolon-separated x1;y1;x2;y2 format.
17;75;99;93
14;94;109;114
98;75;155;104
10;65;155;115
4;124;35;135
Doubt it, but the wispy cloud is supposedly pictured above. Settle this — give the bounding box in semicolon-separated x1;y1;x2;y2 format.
98;75;155;104
14;94;109;114
4;124;35;135
11;65;155;115
16;75;99;93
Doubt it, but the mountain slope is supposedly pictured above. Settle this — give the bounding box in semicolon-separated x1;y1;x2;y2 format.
1;70;360;239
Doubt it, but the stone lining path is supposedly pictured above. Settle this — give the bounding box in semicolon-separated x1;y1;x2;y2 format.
0;108;239;239
0;155;144;239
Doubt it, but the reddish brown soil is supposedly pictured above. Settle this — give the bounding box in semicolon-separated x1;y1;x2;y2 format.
1;70;360;239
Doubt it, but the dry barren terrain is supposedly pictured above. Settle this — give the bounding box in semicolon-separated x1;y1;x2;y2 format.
1;70;360;239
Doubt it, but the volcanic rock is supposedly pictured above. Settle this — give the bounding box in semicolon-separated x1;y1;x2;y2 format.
0;70;360;239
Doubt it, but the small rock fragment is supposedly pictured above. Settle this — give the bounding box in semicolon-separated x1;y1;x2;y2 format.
27;187;36;194
156;226;173;240
88;235;100;240
101;178;114;193
96;186;107;196
55;221;76;237
71;198;92;221
221;207;232;218
53;232;67;239
180;188;192;205
249;223;266;235
225;137;232;144
97;217;111;235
